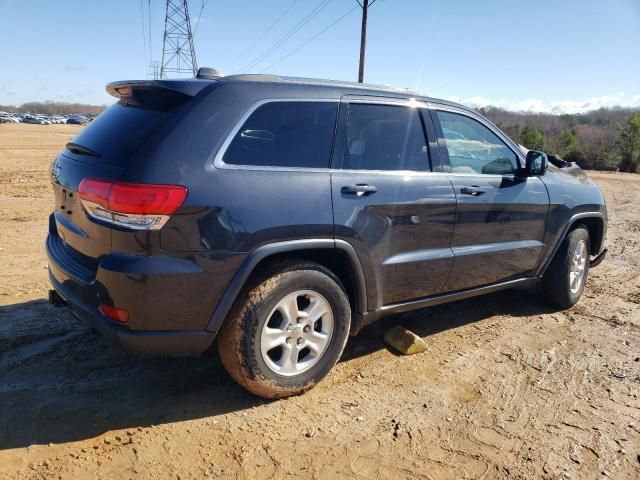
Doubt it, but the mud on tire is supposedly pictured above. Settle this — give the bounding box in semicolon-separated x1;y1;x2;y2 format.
217;261;351;399
541;225;590;309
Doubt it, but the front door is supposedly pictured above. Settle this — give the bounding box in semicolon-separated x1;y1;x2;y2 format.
331;98;457;309
431;108;549;291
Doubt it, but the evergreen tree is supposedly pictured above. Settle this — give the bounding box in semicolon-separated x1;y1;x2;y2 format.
616;112;640;173
559;128;577;155
521;124;544;150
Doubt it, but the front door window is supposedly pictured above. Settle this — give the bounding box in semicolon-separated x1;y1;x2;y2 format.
436;111;517;175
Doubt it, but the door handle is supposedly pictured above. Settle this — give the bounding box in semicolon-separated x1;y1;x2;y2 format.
460;185;487;196
341;184;378;196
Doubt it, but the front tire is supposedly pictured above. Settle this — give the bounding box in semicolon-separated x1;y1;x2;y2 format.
217;261;351;399
541;226;590;308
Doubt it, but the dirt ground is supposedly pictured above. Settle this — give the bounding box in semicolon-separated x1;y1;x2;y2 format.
0;123;638;479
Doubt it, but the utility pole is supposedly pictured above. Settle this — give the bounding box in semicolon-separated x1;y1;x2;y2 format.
357;0;368;83
357;0;376;83
160;0;198;79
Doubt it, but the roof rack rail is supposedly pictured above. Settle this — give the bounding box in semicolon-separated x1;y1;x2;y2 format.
223;74;282;82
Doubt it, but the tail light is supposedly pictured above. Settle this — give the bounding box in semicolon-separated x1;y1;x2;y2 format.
100;303;129;323
78;177;187;230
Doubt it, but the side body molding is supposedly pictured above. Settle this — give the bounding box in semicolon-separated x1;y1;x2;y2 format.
205;239;367;334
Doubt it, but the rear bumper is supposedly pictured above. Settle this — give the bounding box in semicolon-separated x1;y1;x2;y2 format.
46;233;216;356
49;271;214;355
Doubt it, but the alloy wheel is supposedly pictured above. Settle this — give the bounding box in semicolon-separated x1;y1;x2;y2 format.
569;239;588;294
260;290;334;377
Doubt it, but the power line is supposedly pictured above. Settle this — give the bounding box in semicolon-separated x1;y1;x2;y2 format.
140;0;149;66
237;0;334;73
357;0;378;7
260;5;358;73
148;0;153;60
192;0;210;37
237;0;332;73
145;0;159;79
227;0;301;70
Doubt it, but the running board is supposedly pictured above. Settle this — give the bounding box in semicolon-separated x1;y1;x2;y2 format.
351;277;539;334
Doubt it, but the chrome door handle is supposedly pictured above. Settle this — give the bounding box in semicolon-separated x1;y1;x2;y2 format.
460;185;487;196
341;184;378;196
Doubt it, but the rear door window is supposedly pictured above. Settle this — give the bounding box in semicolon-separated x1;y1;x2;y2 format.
223;101;338;168
341;103;429;171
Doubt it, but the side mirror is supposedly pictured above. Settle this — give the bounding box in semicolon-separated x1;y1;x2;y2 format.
525;150;548;176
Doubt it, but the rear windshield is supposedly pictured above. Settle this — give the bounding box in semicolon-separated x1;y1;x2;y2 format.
64;88;187;167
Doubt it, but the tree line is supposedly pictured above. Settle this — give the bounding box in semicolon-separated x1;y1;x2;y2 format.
0;101;107;116
480;106;640;173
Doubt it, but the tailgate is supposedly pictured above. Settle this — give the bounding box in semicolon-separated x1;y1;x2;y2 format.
49;80;199;266
51;154;123;260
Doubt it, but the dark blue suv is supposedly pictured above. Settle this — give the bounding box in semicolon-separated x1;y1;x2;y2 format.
47;71;607;398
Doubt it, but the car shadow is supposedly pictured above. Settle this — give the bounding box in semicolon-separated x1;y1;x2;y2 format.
0;288;556;450
343;287;559;361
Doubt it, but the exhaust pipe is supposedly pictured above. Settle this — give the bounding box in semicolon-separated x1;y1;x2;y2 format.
48;289;66;307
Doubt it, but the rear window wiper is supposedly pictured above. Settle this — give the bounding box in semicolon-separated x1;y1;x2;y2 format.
66;142;100;158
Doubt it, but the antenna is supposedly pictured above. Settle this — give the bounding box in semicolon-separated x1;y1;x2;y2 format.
160;0;198;78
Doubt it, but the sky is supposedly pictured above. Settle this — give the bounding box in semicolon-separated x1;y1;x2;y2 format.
0;0;639;114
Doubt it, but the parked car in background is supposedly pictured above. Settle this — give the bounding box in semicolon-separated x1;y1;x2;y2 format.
1;114;16;123
0;112;95;124
66;116;88;125
22;115;43;124
46;71;607;399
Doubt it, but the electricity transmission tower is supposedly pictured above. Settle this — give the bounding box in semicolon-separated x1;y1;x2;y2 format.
160;0;198;78
147;61;161;80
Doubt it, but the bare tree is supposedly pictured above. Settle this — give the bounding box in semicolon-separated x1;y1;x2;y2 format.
575;125;618;169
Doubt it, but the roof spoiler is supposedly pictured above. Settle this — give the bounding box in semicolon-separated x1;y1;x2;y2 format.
105;79;217;99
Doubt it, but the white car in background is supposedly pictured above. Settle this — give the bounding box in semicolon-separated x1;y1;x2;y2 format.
0;113;19;123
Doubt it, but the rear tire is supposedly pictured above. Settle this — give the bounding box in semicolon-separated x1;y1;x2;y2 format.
217;261;351;399
541;226;590;308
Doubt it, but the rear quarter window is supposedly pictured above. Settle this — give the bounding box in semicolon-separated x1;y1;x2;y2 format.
223;101;338;169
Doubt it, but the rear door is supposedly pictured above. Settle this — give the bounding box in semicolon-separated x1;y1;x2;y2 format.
431;106;549;291
331;97;456;309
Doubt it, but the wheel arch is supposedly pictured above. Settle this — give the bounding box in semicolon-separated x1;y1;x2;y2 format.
572;216;605;256
206;239;367;335
538;212;606;276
